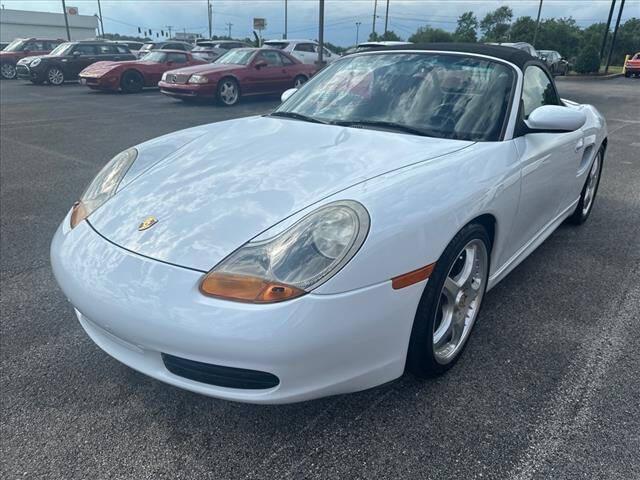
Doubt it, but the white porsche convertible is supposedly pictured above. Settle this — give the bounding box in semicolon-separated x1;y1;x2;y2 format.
51;44;607;404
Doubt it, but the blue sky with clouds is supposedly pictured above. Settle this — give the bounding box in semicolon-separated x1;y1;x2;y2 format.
2;0;638;46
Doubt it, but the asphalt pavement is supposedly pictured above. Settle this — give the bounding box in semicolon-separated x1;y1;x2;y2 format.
1;77;639;480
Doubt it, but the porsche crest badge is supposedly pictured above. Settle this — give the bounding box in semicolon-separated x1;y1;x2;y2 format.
138;216;158;231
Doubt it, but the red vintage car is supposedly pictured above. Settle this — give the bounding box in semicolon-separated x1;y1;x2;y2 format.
624;52;640;78
158;48;318;106
78;50;206;93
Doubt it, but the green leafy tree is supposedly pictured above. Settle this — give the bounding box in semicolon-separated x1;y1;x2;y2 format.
536;18;582;59
454;11;478;42
509;16;536;44
575;44;600;73
380;30;402;41
613;18;640;65
480;6;513;42
409;26;453;43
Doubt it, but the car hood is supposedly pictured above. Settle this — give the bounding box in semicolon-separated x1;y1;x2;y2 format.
165;63;244;77
88;116;473;271
80;60;152;76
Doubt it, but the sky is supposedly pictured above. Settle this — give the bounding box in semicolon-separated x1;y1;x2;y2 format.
1;0;638;46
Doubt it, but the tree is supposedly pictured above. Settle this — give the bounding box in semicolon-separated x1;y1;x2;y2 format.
536;18;582;59
454;11;478;42
380;30;402;41
409;26;453;43
613;18;640;65
575;44;600;73
509;16;536;44
480;6;513;42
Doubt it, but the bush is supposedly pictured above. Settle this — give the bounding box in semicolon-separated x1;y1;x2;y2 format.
574;44;601;73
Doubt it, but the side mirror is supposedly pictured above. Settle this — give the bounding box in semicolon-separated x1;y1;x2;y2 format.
254;60;268;69
526;105;586;133
281;88;297;103
73;51;81;57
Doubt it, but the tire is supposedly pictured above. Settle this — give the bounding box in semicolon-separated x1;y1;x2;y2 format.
216;77;240;106
625;71;631;78
46;66;65;85
1;62;17;79
120;70;144;93
407;223;491;377
293;75;308;89
567;147;604;225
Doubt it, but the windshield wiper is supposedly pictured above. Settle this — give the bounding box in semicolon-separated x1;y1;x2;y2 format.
329;120;435;137
268;111;328;125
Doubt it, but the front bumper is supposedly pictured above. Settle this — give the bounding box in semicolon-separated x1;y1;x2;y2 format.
158;80;217;99
17;64;46;82
79;75;119;90
50;213;423;404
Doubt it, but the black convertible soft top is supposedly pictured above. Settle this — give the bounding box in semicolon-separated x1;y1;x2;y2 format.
369;42;544;71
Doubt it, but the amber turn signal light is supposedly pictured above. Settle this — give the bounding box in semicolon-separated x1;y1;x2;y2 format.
391;263;435;290
199;272;306;303
70;201;88;229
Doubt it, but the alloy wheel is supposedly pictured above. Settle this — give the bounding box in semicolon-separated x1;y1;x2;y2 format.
48;68;64;85
219;80;238;105
432;239;488;364
294;76;307;88
1;63;17;79
582;152;601;216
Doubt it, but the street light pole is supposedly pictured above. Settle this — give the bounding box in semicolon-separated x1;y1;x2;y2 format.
226;22;233;39
317;0;324;66
532;0;543;46
605;0;625;74
600;0;617;61
96;0;104;36
207;0;212;39
355;21;361;45
61;0;71;40
284;0;288;39
372;0;377;37
384;0;390;35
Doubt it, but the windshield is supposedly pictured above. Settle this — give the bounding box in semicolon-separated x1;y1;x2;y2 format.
275;52;515;141
264;42;288;50
49;43;73;56
141;51;167;62
4;39;26;52
215;49;255;65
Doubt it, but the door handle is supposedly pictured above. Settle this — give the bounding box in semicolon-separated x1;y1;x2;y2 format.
574;138;584;152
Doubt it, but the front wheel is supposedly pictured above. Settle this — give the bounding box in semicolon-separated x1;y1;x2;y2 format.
1;63;17;79
407;223;490;377
120;70;144;93
568;148;604;225
46;66;65;85
217;77;239;106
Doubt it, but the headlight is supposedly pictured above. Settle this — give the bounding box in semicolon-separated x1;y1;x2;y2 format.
70;148;137;228
200;200;370;303
30;58;41;67
188;74;209;84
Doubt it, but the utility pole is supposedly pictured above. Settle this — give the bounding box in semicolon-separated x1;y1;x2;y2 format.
226;22;233;39
384;0;390;35
96;0;105;36
372;0;377;37
317;0;324;66
284;0;288;39
166;25;173;38
605;0;625;74
532;0;543;46
355;21;361;45
207;0;213;39
61;0;71;40
600;0;617;61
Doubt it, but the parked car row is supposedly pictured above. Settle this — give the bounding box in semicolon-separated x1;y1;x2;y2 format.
8;39;319;106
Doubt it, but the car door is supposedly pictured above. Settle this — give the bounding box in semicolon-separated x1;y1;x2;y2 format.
97;44;121;61
247;50;289;93
23;40;47;58
67;44;98;77
510;65;584;251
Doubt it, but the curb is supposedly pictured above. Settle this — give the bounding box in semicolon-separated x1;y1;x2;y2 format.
557;73;623;81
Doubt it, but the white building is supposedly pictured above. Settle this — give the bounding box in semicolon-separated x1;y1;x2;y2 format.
0;8;99;42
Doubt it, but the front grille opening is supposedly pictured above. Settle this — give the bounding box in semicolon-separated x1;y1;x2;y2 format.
161;353;280;390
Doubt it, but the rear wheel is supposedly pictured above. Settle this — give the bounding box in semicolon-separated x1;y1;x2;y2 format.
46;66;64;85
568;147;604;225
217;77;239;106
407;223;490;377
120;70;144;93
293;75;308;88
1;62;17;79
